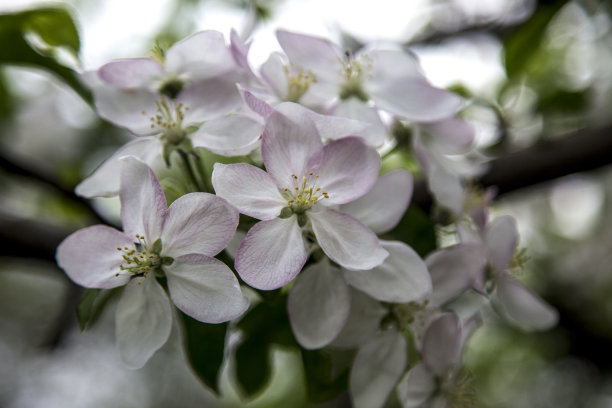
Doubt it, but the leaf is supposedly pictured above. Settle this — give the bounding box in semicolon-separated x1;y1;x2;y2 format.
301;348;354;403
233;295;297;398
0;7;92;104
537;89;588;114
76;287;120;331
385;205;437;258
181;312;228;394
504;2;567;79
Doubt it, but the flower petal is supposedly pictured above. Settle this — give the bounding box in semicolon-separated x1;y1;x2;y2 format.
119;157;167;241
235;217;307;290
165;30;235;80
260;52;289;100
344;240;431;303
495;275;558;331
177;77;242;122
333;99;387;146
276;30;344;83
426;244;487;306
212;162;286;220
242;88;274;118
330;288;387;349
309;208;388;270
161;192;238;257
396;363;436;408
422;118;474;153
422;313;462;376
350;330;407;408
287;258;350;349
93;87;160;135
165;254;249;323
485;215;519;274
75;137;162;198
340;170;413;234
98;58;163;89
190;114;263;157
56;225;132;288
116;275;172;369
315;137;381;205
261;108;323;188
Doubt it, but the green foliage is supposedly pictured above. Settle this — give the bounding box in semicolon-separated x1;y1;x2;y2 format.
0;7;91;104
234;294;296;398
386;205;437;258
181;312;228;394
76;287;121;331
504;1;567;79
301;348;354;403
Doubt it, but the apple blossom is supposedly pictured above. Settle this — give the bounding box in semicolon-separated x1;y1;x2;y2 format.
57;157;248;368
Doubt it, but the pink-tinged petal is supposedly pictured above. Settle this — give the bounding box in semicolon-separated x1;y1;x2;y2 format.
116;275;173;369
350;330;407;408
426;244;487;306
396;363;436;408
93;87;160;135
75;137;162;198
191;114;263;157
485;215;519;273
369;77;461;122
177;77;242;122
260;52;289;100
422;118;474;153
276;30;344;83
165;30;235;80
331;288;386;349
98;58;163;89
309;208;388;270
275;101;369;141
344;241;431;303
333;99;387;146
212;163;286;220
161;192;238;257
235;217;307;290
340;170;413;234
315;137;380;205
165;254;249;323
119;157;167;241
56;225;132;289
287;258;350;349
495;275;558;331
261;109;323;188
422;313;462;376
242;88;273;118
365;48;423;81
230;29;255;77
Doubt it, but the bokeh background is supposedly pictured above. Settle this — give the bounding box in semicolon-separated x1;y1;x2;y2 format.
1;0;612;407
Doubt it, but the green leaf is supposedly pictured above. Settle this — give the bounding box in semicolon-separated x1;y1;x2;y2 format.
234;295;297;398
385;205;437;258
537;89;588;114
301;348;354;403
181;312;228;394
76;287;121;331
504;2;567;79
0;7;92;104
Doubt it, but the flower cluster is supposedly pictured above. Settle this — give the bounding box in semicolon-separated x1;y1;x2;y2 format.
56;28;557;405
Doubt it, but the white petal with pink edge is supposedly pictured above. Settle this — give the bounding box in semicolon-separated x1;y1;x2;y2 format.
98;58;163;89
212;163;286;221
235;217;307;290
309;208;388;270
165;254;249;323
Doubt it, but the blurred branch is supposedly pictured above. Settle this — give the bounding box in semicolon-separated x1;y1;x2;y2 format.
0;150;106;224
413;123;612;211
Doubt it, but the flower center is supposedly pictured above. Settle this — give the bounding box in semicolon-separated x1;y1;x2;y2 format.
142;97;190;144
283;63;317;103
393;299;436;343
279;172;329;226
115;234;162;282
339;52;372;101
